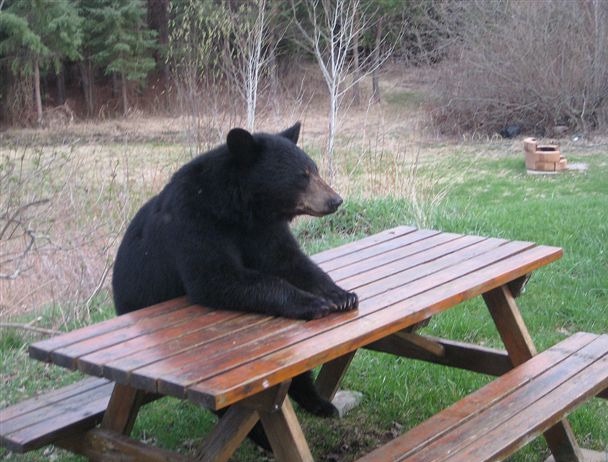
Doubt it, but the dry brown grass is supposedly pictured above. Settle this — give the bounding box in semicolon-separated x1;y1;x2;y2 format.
0;66;493;323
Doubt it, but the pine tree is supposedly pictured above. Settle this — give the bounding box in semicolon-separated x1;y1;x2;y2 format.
0;0;82;125
84;0;157;116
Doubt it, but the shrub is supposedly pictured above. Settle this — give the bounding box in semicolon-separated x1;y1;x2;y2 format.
430;0;608;136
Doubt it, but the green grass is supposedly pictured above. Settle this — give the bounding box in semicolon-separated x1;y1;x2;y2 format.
1;150;607;461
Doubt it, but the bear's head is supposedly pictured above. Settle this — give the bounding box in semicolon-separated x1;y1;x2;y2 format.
226;123;342;221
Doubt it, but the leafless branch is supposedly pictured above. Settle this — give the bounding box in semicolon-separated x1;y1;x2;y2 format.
0;322;61;336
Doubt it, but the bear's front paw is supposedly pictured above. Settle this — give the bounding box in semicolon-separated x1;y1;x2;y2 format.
325;287;358;312
295;296;335;320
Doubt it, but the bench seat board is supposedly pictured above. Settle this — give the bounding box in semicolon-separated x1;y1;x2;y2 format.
0;377;113;452
357;332;608;462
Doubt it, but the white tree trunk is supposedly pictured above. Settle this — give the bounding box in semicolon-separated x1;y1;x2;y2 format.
34;59;43;126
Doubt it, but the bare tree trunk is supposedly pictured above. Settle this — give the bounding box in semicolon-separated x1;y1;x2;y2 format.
352;12;361;106
33;59;43;125
80;60;95;117
121;73;129;116
56;64;65;105
326;82;338;183
245;0;266;131
148;0;171;85
371;16;383;104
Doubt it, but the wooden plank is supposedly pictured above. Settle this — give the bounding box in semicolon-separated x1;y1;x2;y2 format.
335;235;493;291
102;314;278;384
311;226;416;264
355;333;601;462
315;351;358;401
447;354;608;462
483;285;537;366
0;377;109;423
129;317;299;395
29;297;190;361
101;383;146;435
483;284;583;461
326;232;464;282
58;428;190;462
186;244;563;409
394;332;446;357
366;336;512;376
319;229;442;272
1;380;113;435
1;393;110;453
396;339;607;462
77;310;243;376
344;239;528;303
260;397;314;462
198;405;260;462
152;320;304;397
51;305;209;369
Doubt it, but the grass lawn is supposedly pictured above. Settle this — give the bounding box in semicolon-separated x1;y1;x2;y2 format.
1;136;606;461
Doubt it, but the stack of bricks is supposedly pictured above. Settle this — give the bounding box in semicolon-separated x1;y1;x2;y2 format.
524;137;567;172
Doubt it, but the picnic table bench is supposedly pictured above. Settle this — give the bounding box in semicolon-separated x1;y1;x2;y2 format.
1;226;606;461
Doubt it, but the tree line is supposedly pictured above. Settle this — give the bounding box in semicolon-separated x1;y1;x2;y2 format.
3;1;604;136
0;0;435;128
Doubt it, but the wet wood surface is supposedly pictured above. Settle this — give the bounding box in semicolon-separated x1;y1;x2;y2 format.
29;227;563;411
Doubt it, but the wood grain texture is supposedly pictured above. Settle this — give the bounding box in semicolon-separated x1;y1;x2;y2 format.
28;297;189;362
366;335;512;376
27;228;564;413
260;397;314;462
357;333;607;462
57;428;190;462
0;378;113;452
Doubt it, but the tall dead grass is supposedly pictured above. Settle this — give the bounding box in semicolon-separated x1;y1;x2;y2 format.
0;139;186;326
1;69;455;327
431;0;608;135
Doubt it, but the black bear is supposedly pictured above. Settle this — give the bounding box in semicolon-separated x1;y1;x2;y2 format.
112;122;358;428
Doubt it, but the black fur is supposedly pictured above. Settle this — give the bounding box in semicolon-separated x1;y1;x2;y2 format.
112;123;358;437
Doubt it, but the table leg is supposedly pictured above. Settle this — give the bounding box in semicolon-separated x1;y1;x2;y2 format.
316;350;357;401
483;284;584;462
198;405;260;462
200;381;313;462
101;383;146;435
260;396;314;462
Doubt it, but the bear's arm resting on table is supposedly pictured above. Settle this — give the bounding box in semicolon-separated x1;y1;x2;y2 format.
176;247;334;320
264;238;358;312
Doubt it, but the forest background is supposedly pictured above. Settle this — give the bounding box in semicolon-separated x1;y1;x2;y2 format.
1;1;607;460
1;0;607;136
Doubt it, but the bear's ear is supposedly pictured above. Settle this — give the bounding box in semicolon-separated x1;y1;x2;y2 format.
226;128;258;165
278;122;301;144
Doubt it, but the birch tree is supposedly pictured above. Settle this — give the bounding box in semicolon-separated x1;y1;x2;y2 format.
221;0;282;131
292;0;395;182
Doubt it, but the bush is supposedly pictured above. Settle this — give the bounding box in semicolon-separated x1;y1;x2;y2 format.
430;0;608;136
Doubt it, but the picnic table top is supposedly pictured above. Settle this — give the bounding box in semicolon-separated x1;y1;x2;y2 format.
29;226;562;411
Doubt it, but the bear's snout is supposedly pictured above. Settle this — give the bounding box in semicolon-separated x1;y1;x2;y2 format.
326;195;343;213
296;173;343;217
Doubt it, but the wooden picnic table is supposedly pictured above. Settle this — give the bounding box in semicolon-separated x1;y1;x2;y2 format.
22;226;592;461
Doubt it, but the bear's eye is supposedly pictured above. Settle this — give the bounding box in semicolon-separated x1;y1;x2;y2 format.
300;171;310;180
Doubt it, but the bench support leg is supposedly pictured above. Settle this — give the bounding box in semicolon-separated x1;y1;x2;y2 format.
483;284;584;462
